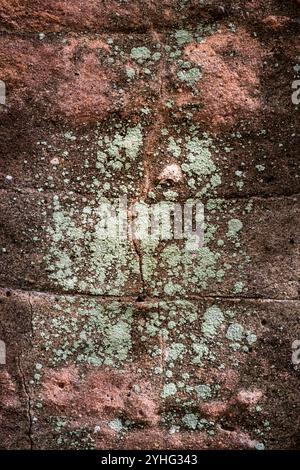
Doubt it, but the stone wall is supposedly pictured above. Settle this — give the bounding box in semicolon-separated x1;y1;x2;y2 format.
0;0;299;450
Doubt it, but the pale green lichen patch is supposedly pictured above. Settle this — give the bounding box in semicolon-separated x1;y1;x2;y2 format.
126;67;135;79
140;200;248;296
108;418;124;433
167;137;182;158
177;67;202;86
130;46;151;63
195;384;212;400
174;30;193;46
40;119;149;295
137;301;258;408
34;298;259;439
246;333;257;345
44;195;140;295
36;119;145;199
178;413;215;434
167;343;186;362
182;135;216;177
202;306;225;339
163;190;179;201
96;124;143;168
226;323;244;342
182;413;198;430
49;418;96;450
159;128;222;197
34;298;135;367
141;239;228;295
227;219;243;239
161;383;177;398
233;281;244;294
138;128;252;298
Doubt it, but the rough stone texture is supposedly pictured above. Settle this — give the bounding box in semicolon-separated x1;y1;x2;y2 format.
0;0;299;450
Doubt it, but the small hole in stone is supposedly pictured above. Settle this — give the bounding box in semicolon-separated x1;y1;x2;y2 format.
58;382;65;389
136;295;146;302
289;237;295;245
221;423;235;432
6;290;11;297
261;319;267;326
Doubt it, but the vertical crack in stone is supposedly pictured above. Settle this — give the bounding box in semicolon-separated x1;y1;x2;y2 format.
157;302;166;379
141;47;167;200
17;355;34;450
127;49;168;296
158;300;167;445
127;194;146;294
130;225;146;295
28;293;34;338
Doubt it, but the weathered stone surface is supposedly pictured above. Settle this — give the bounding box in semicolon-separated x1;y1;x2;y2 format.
0;190;142;295
1;191;298;299
0;289;32;449
1;289;299;449
1;114;299;198
0;0;209;32
0;0;299;32
0;34;163;123
0;28;299;197
139;196;300;300
0;0;299;451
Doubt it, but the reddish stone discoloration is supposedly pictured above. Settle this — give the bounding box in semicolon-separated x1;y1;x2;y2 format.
41;366;159;425
0;37;120;122
0;288;299;448
0;370;21;409
179;30;264;130
200;401;229;419
236;389;263;408
0;1;226;32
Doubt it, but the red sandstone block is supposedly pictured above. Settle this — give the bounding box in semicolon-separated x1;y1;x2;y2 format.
0;1;298;33
1;289;299;449
139;196;300;300
0;190;142;295
0;191;299;299
0;29;298;199
0;288;32;449
0;1;225;33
